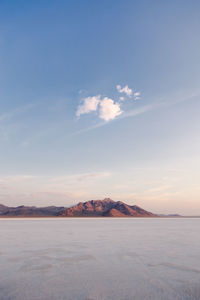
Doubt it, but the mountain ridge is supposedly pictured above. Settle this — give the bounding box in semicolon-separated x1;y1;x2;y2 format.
0;198;156;217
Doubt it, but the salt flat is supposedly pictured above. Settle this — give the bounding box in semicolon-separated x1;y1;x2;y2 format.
0;218;200;300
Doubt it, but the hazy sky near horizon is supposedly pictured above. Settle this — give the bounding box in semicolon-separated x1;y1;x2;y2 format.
0;0;200;214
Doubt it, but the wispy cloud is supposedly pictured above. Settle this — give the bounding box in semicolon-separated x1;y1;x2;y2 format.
71;121;107;136
0;171;111;206
134;91;141;100
49;172;111;184
72;105;152;136
72;91;200;136
116;84;132;97
116;85;141;101
0;103;36;142
0;103;35;123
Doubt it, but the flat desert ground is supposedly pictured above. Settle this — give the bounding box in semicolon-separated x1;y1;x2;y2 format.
0;218;200;300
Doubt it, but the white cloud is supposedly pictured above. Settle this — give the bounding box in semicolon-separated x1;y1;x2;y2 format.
76;95;123;122
116;85;132;97
99;97;122;121
75;85;142;123
76;95;100;117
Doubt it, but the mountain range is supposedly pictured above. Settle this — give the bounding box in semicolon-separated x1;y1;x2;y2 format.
0;198;156;217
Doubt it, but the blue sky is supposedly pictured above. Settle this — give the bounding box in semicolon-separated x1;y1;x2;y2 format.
0;0;200;214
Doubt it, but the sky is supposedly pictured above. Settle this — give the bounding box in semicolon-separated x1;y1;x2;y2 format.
0;0;200;214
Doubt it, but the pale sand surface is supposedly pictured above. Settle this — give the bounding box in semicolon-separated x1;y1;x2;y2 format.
0;218;200;300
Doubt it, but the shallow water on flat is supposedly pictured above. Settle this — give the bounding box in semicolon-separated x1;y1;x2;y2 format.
0;218;200;300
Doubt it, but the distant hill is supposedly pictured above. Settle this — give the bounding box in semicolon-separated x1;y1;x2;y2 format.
0;204;64;217
0;198;156;217
157;213;181;217
62;198;156;217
